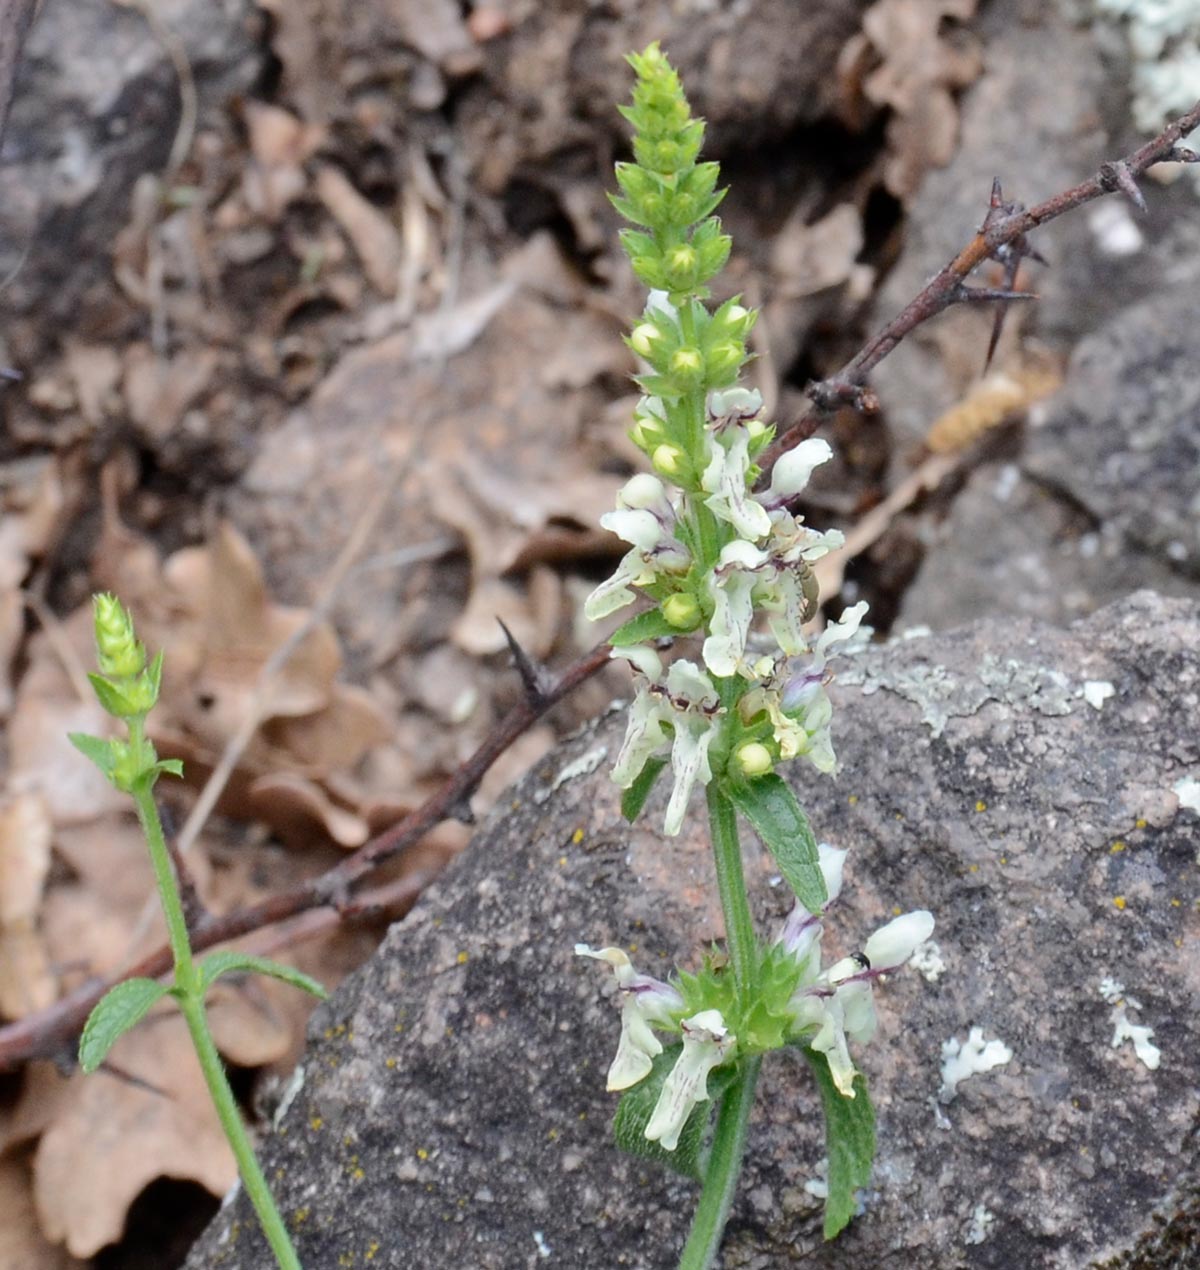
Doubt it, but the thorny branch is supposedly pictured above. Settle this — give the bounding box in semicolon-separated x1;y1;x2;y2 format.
2;101;1199;1073
758;97;1200;474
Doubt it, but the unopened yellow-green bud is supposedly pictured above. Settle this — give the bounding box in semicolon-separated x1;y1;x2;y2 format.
93;594;146;679
652;443;685;477
629;322;664;358
667;244;696;274
670;347;703;378
662;593;701;629
735;742;774;778
746;418;768;442
725;304;749;325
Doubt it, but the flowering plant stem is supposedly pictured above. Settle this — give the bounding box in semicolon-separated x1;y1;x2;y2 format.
130;772;302;1270
679;1055;762;1270
69;596;322;1270
706;783;755;994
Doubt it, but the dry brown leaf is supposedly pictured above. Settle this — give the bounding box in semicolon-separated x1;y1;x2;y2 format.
63;343;122;427
247;771;371;848
0;793;56;1019
262;683;393;771
925;358;1064;454
451;565;562;660
853;0;983;201
163;521;342;729
771;203;864;298
0;1149;86;1270
316;165;404;297
0;458;64;591
33;1015;237;1258
122;344;221;442
0;1063;73;1158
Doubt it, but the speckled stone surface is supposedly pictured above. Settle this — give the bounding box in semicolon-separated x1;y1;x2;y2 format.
187;592;1200;1270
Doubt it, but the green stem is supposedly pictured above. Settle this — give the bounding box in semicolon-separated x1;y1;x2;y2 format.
131;775;302;1270
678;1056;762;1270
705;783;756;995
178;993;302;1270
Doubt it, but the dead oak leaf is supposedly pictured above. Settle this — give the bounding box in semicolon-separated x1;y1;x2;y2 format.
32;1014;237;1259
0;793;56;1019
0;1148;87;1270
849;0;982;202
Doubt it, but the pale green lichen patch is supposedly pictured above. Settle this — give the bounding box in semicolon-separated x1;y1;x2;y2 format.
843;651;1078;737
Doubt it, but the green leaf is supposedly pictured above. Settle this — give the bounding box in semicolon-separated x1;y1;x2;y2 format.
68;732;118;779
724;774;826;913
610;609;677;647
802;1048;877;1240
154;757;185;779
87;672;137;718
621;757;668;823
79;977;171;1073
612;1045;739;1181
198;951;328;1000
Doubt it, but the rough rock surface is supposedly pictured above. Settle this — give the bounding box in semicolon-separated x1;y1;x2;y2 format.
187;592;1200;1269
869;0;1200;460
899;283;1200;632
0;0;262;361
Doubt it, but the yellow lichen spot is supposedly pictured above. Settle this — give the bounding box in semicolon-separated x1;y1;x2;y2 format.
351;1166;365;1181
457;950;469;965
386;1057;398;1069
892;905;902;916
894;811;904;820
558;855;567;867
324;1027;334;1039
1113;896;1127;910
327;1057;339;1068
1110;840;1126;854
572;827;584;845
293;1208;310;1226
579;1111;587;1120
1176;937;1184;948
547;1127;559;1141
339;1254;356;1267
344;1136;355;1148
445;1025;454;1037
310;1116;324;1131
975;800;987;813
969;864;979;873
847;794;859;806
394;1023;405;1034
275;1167;285;1181
417;1148;429;1161
1000;856;1008;865
1135;817;1147;829
334;1023;347;1036
365;1243;380;1262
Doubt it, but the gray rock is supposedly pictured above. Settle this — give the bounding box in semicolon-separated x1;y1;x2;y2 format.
899;284;1200;632
0;0;261;361
187;592;1200;1269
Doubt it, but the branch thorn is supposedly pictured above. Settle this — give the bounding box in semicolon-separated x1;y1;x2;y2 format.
1099;160;1147;214
497;618;550;704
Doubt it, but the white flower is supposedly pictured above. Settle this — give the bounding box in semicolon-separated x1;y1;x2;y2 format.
585;474;690;622
759;438;834;510
703;540;768;676
644;1009;736;1150
701;428;772;540
779;850;935;1097
611;651;722;835
575;945;685;1090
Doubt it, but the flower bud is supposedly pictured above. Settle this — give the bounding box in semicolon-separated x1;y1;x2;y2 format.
93;594;146;679
667;244;697;275
669;347;703;381
651;443;685;478
735;742;774;778
629;322;665;358
704;340;744;383
662;593;701;630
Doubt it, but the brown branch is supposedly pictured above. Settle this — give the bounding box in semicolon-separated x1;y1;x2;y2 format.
759;98;1200;475
0;639;613;1071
